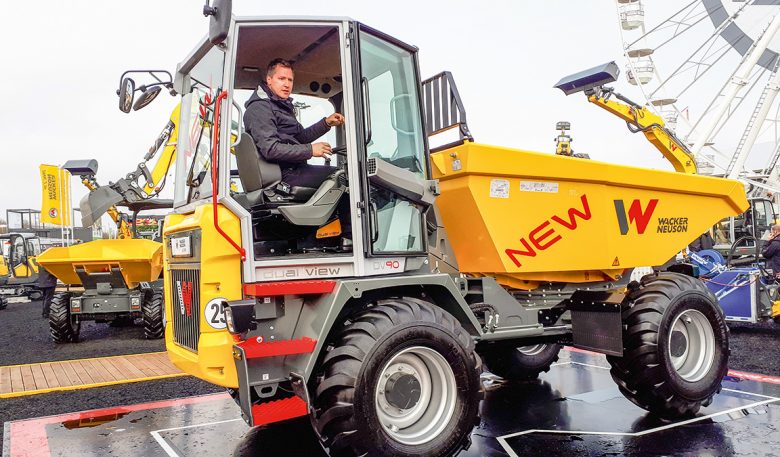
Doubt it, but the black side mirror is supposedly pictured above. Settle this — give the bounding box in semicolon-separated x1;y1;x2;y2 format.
133;86;162;111
118;77;135;113
204;0;232;45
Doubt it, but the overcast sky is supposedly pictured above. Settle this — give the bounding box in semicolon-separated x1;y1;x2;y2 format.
0;0;720;227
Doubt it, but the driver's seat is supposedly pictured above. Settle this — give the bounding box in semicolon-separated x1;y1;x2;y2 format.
233;133;346;227
234;133;317;207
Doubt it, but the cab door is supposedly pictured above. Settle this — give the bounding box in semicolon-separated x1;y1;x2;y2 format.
355;25;429;258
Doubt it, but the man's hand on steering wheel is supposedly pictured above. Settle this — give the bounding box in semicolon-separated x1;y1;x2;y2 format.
326;113;345;127
312;142;332;158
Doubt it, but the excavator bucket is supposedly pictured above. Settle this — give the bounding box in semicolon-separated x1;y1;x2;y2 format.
36;239;163;289
431;142;748;289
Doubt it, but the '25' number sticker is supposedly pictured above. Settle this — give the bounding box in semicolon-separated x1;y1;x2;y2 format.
205;298;227;330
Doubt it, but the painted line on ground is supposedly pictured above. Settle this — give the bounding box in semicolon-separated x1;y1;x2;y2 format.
5;392;230;457
150;418;244;457
496;396;780;457
563;347;780;386
497;360;780;457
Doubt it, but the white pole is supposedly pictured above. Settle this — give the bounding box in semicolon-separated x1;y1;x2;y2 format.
728;67;780;179
691;14;780;156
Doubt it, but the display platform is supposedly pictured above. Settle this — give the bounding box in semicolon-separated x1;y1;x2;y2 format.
4;349;779;456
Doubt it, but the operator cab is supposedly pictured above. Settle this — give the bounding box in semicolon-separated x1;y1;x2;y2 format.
712;197;776;259
170;17;440;279
230;24;349;256
1;233;40;281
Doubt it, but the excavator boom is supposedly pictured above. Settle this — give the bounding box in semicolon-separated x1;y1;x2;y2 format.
555;61;697;174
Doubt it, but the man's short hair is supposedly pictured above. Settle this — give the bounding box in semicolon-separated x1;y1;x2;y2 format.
772;224;780;232
267;58;293;78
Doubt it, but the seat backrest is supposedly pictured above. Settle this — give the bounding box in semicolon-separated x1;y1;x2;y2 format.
235;133;282;192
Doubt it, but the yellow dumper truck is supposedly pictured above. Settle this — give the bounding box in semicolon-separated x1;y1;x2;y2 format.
144;4;748;456
36;104;178;342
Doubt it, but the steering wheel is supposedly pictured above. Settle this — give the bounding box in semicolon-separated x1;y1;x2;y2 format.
331;145;348;156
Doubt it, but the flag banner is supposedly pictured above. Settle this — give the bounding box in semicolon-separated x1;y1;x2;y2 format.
40;165;71;226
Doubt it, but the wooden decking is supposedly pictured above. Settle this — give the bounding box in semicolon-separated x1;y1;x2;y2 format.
0;352;186;398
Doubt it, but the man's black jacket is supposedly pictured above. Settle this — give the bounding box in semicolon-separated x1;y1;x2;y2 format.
762;237;780;273
243;83;330;170
37;265;57;288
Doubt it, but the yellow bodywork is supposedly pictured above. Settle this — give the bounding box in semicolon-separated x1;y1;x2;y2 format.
773;300;780;319
163;204;243;388
13;259;38;278
36;239;163;288
431;142;748;290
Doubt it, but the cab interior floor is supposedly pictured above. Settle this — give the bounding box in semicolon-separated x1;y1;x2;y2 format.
4;349;779;457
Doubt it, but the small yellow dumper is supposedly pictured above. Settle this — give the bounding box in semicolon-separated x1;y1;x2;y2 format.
35;101;179;342
36;239;164;342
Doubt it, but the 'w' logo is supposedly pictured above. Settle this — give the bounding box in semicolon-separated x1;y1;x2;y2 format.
614;199;658;235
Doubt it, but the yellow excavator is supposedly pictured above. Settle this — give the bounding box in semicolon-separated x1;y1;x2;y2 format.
36;94;179;342
555;61;697;174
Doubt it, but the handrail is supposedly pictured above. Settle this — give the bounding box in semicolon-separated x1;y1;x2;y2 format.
211;90;246;261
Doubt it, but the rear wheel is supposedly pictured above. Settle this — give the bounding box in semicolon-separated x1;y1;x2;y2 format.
607;272;729;418
49;293;80;343
482;343;562;380
142;290;164;339
0;298;7;310
313;298;481;457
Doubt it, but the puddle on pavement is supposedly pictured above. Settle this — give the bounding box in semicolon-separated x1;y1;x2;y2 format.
62;412;130;429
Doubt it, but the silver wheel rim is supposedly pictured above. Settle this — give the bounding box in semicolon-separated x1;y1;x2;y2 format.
517;344;546;356
375;346;457;446
668;309;715;382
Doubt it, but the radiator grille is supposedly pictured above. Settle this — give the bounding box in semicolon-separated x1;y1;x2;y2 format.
170;269;201;352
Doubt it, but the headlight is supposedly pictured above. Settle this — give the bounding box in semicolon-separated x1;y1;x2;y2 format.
223;300;257;335
224;306;236;333
71;297;81;311
130;296;141;309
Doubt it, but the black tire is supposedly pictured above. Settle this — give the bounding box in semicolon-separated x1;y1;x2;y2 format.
607;272;729;418
313;298;481;457
49;293;80;343
482;343;562;380
0;298;7;310
142;290;164;339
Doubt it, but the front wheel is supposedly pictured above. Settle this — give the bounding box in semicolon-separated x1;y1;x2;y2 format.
142;290;164;339
607;272;729;418
313;298;481;457
49;293;80;343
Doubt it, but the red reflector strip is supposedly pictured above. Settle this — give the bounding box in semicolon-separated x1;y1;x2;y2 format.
238;336;317;359
244;280;336;297
251;396;308;427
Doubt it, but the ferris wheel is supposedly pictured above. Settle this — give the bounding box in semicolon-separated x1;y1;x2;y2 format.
614;0;780;195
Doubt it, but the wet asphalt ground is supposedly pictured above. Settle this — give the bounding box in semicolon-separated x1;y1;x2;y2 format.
0;300;221;440
1;299;779;448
